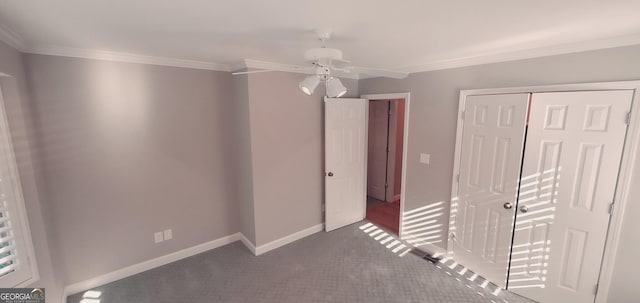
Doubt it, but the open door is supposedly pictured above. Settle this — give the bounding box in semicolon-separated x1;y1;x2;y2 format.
324;98;368;232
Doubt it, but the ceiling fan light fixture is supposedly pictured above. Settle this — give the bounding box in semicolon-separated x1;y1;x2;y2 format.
326;77;347;98
299;75;320;95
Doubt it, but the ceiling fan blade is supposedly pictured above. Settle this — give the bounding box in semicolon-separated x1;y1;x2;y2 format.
347;66;408;79
231;69;277;75
232;65;314;76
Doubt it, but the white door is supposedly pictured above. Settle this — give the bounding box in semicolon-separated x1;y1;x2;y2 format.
509;90;633;303
367;100;389;201
451;93;530;288
325;98;368;232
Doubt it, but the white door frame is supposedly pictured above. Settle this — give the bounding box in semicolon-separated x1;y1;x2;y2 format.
448;80;640;303
361;93;411;237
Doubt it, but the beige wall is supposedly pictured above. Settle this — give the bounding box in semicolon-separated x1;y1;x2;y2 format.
24;54;240;285
231;73;256;244
246;72;358;246
607;134;640;301
359;44;640;302
0;42;62;300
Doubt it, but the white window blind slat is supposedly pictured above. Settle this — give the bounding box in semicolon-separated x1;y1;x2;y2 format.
0;252;17;267
0;241;14;255
0;263;17;277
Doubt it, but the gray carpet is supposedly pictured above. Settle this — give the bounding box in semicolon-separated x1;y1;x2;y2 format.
67;222;533;303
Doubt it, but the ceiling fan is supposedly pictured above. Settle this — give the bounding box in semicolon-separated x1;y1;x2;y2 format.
232;29;408;97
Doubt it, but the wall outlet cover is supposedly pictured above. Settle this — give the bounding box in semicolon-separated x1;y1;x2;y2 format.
420;153;431;164
154;232;164;243
163;229;173;240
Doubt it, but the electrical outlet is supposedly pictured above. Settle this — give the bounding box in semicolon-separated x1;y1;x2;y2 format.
163;229;173;240
154;232;164;243
420;153;431;164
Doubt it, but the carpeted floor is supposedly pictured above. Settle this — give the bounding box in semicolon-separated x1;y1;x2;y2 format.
67;222;533;303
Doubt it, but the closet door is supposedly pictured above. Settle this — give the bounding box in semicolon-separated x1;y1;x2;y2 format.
451;93;529;288
509;91;633;303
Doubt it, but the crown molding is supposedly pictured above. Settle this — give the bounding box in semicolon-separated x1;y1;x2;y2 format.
0;26;231;71
234;59;361;80
25;45;231;72
2;24;639;78
0;23;27;52
400;33;640;74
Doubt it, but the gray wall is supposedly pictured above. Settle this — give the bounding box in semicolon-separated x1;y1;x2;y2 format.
231;73;256;244
0;42;62;301
11;39;640;301
359;44;640;302
607;145;640;301
24;54;240;285
246;72;358;246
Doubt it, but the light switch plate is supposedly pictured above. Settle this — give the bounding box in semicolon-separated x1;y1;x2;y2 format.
420;153;431;164
163;229;173;240
154;232;164;243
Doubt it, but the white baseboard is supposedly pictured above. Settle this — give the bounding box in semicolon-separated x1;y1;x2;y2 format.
63;233;241;299
62;224;323;301
254;224;323;255
60;288;68;303
238;233;257;255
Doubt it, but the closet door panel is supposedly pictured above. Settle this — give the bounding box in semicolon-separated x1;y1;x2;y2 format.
450;93;529;288
509;90;633;303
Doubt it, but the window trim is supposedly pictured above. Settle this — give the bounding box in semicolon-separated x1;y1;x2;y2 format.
0;74;40;287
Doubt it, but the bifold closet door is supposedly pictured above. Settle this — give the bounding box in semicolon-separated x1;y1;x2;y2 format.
451;93;529;288
509;91;633;303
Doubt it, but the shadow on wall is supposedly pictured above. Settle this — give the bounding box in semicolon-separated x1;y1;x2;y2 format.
401;201;446;247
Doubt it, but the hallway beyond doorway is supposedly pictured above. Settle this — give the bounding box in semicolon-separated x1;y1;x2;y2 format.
366;196;400;235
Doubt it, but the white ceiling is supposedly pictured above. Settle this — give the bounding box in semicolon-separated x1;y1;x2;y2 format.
1;0;640;74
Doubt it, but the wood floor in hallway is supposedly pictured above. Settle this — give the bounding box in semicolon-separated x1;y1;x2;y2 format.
365;196;400;235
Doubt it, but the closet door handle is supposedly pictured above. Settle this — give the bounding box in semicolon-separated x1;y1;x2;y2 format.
520;205;529;213
503;202;513;210
327;172;334;177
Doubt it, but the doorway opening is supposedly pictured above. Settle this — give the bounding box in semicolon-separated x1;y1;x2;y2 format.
365;98;406;235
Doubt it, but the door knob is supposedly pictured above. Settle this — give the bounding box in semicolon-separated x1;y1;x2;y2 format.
328;172;334;177
503;202;513;209
520;205;529;213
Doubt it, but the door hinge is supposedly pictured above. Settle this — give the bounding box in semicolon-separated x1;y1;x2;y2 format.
385;183;389;188
594;283;599;295
626;111;632;125
460;110;465;119
608;202;614;215
456;174;460;183
322;204;325;212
